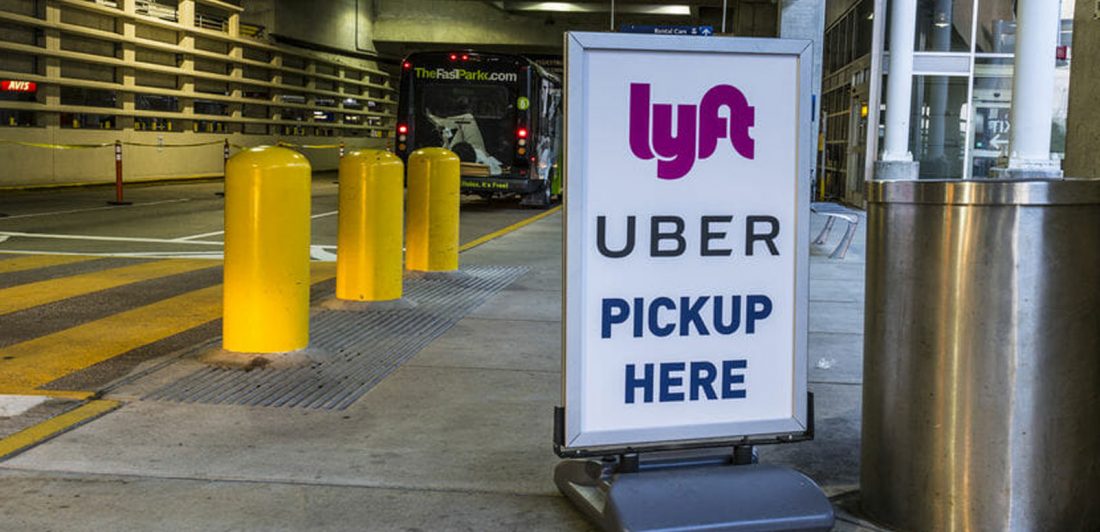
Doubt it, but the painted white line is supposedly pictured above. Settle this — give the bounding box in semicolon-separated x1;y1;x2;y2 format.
91;251;225;257
0;198;190;221
0;231;225;246
173;229;226;242
171;210;337;242
0;248;342;262
0;235;8;244
310;245;337;261
0;249;224;260
0;395;49;417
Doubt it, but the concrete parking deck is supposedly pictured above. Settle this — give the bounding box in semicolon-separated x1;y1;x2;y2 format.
0;181;876;531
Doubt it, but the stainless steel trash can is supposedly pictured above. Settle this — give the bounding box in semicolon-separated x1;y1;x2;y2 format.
861;179;1100;532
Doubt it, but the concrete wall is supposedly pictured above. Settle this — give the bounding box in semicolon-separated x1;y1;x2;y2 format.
1065;0;1099;177
0;0;393;187
370;0;781;53
268;0;375;54
0;129;388;187
372;0;603;51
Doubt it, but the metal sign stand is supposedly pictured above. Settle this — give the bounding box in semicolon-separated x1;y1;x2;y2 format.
554;395;833;531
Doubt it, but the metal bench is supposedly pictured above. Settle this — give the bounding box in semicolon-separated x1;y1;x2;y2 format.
811;202;860;259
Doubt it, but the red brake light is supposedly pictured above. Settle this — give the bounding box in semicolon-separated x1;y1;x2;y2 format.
462;54;469;60
517;128;528;138
402;61;411;69
397;124;408;134
449;54;457;61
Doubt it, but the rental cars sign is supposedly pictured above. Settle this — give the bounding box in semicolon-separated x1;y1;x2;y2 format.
560;32;813;452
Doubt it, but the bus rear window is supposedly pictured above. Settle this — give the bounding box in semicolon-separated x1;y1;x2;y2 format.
423;84;512;119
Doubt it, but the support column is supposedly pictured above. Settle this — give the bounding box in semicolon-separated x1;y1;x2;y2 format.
998;0;1063;178
225;9;244;135
875;0;920;180
779;0;825;183
270;55;283;135
178;0;196;133
1065;0;1100;177
924;0;954;177
306;61;317;136
40;2;61;128
117;0;137;130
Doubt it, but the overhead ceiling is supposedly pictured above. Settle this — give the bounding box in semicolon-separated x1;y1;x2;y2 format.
371;0;781;65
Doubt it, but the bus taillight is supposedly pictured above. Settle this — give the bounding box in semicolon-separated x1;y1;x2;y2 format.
461;54;469;61
449;53;457;61
402;61;411;69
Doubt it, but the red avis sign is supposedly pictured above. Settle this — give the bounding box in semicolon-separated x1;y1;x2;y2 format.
1;80;37;92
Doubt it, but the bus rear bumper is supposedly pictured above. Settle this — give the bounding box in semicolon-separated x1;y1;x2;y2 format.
460;177;543;194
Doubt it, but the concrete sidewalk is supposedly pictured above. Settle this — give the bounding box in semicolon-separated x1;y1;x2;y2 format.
0;210;876;531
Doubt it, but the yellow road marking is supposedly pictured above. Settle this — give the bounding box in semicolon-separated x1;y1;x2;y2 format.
0;263;337;390
0;389;95;401
0;259;217;316
460;205;562;252
0;254;96;275
0;400;120;460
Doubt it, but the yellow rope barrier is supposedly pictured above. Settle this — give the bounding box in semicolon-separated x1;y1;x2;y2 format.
276;141;343;150
122;140;226;148
0;140;113;149
0;139;358;151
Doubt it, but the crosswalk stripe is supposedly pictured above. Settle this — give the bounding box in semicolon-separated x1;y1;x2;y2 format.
0;255;97;275
0;400;120;460
0;259;218;316
0;262;336;390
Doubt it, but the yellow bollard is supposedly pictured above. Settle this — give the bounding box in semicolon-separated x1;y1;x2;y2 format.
406;147;461;272
222;146;311;354
334;150;405;303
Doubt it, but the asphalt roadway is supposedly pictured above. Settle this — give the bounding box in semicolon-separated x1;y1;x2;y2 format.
0;173;541;258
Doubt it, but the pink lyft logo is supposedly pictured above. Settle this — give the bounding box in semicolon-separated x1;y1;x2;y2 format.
628;83;755;180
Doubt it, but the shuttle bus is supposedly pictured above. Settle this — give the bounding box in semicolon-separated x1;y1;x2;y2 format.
395;51;562;207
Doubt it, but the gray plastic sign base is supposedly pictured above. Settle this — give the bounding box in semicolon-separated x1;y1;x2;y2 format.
555;461;834;531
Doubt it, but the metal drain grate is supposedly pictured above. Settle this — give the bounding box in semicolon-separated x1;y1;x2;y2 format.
143;266;528;410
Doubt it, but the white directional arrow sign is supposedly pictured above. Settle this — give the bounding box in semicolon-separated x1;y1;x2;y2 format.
990;133;1008;151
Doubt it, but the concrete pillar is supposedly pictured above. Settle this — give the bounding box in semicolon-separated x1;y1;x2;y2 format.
270;55;284;133
1065;0;1100;177
875;0;920;179
999;0;1063;177
924;0;953;177
178;0;196;132
779;0;825;176
337;67;347;127
228;12;241;38
117;0;137;130
306;61;317;134
228;40;244;130
40;2;61;128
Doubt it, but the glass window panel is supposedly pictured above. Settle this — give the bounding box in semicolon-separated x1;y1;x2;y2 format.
968;54;1072;178
970;57;1012;177
857;0;874;58
909;75;969;178
916;0;973;52
974;0;1016;53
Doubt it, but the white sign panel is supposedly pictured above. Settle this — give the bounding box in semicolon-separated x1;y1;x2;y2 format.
562;33;812;451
